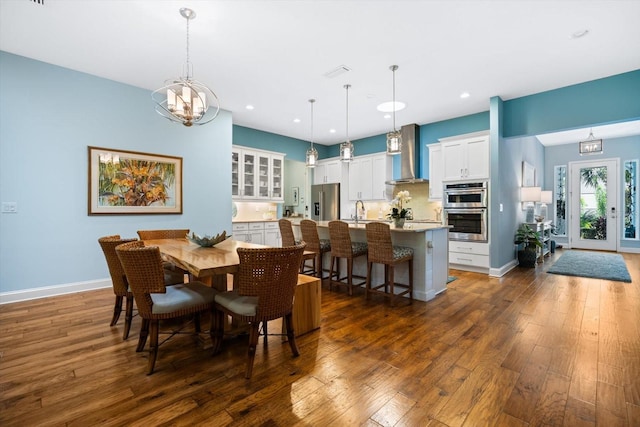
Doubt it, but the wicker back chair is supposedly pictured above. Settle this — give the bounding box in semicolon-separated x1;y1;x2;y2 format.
300;219;331;278
212;244;306;379
98;235;138;339
280;219;316;273
115;241;217;375
327;220;368;296
365;222;413;306
136;229;189;283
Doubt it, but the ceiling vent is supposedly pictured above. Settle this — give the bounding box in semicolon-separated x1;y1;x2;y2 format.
323;65;351;79
30;0;45;4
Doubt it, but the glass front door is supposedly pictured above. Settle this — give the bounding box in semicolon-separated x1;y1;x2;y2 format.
569;159;619;251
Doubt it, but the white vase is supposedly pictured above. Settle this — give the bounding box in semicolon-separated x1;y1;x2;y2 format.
394;218;405;228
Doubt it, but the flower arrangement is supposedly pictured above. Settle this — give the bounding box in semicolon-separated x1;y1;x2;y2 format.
388;190;412;219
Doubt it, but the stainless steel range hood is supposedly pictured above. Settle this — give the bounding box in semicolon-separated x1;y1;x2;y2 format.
385;123;428;184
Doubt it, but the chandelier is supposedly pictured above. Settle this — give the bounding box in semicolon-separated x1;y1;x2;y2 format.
386;65;402;155
152;8;219;127
305;99;318;167
340;84;354;162
579;129;603;155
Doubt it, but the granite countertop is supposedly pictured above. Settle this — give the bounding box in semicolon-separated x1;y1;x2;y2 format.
232;219;279;223
311;220;450;232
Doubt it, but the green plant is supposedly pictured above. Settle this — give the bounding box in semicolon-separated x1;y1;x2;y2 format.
514;224;542;251
387;190;412;219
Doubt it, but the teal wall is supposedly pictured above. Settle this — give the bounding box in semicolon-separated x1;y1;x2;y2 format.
0;51;233;293
233;125;329;162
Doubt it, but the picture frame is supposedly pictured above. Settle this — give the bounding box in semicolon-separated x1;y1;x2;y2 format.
292;186;299;206
88;146;182;215
522;161;535;187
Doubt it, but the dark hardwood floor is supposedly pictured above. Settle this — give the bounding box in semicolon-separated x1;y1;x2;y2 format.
1;249;639;426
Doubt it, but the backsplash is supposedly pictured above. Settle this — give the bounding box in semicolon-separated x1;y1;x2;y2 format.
233;201;278;221
363;182;442;221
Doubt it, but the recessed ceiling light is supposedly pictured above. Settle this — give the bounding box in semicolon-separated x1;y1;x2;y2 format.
376;101;406;113
383;114;391;119
245;105;254;110
293;118;301;123
571;29;589;39
460;92;470;99
329;129;336;134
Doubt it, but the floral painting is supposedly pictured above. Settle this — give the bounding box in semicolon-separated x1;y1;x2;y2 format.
88;147;182;215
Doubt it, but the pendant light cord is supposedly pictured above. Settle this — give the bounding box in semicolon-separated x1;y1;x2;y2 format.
309;99;315;149
345;84;350;141
391;65;398;132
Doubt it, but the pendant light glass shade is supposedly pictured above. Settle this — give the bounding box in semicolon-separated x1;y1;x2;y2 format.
579;129;603;155
386;65;402;155
152;8;219;127
340;84;354;162
306;99;318;168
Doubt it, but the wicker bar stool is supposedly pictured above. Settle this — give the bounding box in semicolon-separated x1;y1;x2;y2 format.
365;222;414;306
300;219;331;279
328;220;368;296
279;219;315;273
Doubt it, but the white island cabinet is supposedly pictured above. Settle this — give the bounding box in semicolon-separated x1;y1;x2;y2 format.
310;222;450;301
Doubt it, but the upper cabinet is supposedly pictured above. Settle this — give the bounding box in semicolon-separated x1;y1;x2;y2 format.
441;133;489;181
348;153;391;201
232;146;284;201
427;143;443;200
313;159;342;185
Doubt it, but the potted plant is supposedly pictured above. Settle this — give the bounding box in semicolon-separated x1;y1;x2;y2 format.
387;190;411;228
514;223;542;267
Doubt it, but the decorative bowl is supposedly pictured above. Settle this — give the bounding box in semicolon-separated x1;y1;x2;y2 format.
534;215;545;222
187;231;230;247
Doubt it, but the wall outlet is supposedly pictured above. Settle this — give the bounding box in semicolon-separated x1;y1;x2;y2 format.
2;202;18;213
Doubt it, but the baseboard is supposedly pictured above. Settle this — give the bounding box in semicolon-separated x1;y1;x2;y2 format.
0;279;111;305
619;247;640;254
489;259;519;277
449;263;489;275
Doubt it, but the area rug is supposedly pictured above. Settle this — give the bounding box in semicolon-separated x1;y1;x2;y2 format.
447;276;457;283
548;250;631;282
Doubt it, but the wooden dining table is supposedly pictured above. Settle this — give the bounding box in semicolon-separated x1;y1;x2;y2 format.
142;237;268;290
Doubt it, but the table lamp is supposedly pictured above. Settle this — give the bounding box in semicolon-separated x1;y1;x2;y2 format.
521;186;541;223
539;190;553;221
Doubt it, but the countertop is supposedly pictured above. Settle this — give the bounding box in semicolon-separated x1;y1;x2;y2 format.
310;220;450;233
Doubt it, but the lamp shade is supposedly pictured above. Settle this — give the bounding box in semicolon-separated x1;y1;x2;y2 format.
520;187;541;202
540;190;553;204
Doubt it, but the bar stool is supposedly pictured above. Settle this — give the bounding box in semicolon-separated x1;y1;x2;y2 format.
328;220;368;296
365;222;413;306
300;219;331;278
279;219;315;273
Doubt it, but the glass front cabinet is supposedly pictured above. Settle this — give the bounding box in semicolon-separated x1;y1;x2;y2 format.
232;146;284;201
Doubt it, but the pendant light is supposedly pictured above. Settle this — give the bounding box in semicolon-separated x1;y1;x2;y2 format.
340;84;354;162
579;128;603;155
305;99;318;167
386;65;402;155
151;8;219;127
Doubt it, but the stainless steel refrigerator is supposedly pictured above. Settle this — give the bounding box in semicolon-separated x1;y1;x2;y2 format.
311;183;340;221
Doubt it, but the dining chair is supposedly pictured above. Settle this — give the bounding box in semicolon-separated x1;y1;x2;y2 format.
327;220;368;296
279;219;315;273
365;222;414;306
211;243;305;379
299;219;331;279
115;241;217;375
137;229;190;281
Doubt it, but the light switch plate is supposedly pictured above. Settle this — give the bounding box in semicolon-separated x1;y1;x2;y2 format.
2;202;18;213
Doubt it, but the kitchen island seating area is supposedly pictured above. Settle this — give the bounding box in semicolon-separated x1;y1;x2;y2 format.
279;219;316;273
300;219;332;279
327;220;368;296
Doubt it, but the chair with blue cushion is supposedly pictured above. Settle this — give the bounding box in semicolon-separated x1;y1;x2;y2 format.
211;243;305;379
364;221;413;306
115;240;217;375
327;220;368;296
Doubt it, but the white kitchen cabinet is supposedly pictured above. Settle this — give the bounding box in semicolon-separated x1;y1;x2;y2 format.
232;222;264;244
232;146;285;201
264;222;281;247
428;143;443;200
449;241;490;272
441;133;489;181
348;153;391;201
313;159;342;184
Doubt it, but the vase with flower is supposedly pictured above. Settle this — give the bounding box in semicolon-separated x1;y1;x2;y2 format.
387;190;411;228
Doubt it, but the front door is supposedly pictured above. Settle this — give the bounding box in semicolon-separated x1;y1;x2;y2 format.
569;159;619;251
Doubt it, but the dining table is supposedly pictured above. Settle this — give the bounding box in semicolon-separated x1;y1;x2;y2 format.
142;237;268;290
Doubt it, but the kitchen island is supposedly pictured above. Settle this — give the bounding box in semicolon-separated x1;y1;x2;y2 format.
296;220;450;302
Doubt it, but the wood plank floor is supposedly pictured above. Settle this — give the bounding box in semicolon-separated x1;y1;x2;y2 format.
1;249;639;426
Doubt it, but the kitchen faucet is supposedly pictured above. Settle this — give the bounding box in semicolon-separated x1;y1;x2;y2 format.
354;200;364;225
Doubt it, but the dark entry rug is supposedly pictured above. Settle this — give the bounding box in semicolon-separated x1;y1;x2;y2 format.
547;250;632;283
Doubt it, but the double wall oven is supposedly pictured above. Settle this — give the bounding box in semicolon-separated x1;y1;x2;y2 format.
443;181;488;242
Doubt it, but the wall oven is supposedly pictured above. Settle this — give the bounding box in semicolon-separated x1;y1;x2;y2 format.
443;182;488;242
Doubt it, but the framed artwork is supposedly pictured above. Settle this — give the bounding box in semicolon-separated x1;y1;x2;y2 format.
522;161;535;187
88;146;182;215
292;186;299;206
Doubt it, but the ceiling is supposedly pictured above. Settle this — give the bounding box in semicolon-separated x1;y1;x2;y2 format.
1;0;639;146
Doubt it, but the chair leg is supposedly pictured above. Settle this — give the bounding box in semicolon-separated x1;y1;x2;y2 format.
263;321;268;346
284;313;300;357
212;310;224;354
245;323;260;379
408;258;414;303
329;256;336;292
147;320;159;375
347;258;353;296
123;295;134;340
389;265;396;307
208;309;216;351
110;295;123;326
194;313;201;333
137;318;149;352
365;261;372;300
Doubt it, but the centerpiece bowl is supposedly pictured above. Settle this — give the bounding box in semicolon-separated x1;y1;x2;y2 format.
187;231;230;247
